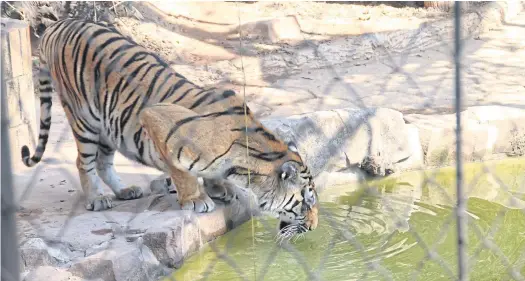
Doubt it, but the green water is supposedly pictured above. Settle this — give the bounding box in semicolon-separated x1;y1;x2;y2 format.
171;158;525;281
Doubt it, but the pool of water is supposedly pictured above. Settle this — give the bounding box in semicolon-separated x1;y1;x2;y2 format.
171;158;525;281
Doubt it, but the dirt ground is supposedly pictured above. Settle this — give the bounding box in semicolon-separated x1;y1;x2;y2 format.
112;1;486;68
30;1;488;88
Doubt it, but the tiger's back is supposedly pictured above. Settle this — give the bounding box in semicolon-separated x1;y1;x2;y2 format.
23;18;318;239
39;19;242;165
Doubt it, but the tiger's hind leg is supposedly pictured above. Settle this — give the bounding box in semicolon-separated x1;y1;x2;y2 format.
72;137;113;211
57;89;112;211
96;144;143;201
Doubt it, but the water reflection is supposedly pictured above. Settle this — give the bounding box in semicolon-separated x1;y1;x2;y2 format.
172;158;525;281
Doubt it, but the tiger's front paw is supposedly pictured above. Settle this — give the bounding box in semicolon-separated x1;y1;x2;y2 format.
116;185;143;200
86;195;113;211
179;193;216;213
203;178;237;203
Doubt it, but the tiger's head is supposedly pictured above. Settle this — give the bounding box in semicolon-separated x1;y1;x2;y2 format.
226;141;319;241
273;159;319;241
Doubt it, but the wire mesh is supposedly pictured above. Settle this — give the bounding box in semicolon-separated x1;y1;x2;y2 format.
2;1;525;281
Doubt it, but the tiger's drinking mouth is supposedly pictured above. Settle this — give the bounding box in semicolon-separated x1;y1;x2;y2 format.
225;159;319;242
20;18;319;241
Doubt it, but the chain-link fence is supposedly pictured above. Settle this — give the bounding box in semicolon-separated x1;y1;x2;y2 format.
2;1;525;281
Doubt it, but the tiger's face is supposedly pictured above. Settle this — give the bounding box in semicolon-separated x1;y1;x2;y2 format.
274;161;319;242
224;141;319;241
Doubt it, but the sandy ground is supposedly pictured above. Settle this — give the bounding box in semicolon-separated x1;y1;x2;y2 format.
113;1;485;65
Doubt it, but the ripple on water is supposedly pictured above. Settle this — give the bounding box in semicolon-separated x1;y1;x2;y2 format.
172;158;525;281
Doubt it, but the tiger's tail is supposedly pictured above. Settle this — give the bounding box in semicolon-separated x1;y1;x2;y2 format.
21;63;54;167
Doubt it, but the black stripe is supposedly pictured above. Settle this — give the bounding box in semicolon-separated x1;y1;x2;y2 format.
93;54;105;108
40;87;54;93
139;64;157;81
109;44;135;60
40;120;51;131
153;73;174;100
199;141;238;171
102;87;110;121
109;78;124;113
71;130;98;145
175;72;188;80
122;62;149;94
79;30;111;102
123;88;138;104
279;195;291;209
160;79;186;102
72;24;93;92
177;147;183;161
188;155;200;171
288;199;301;211
249;151;286;162
80;152;96;159
98;142;112;154
172;88;193;104
206;90;236;106
138;68;165;112
38;134;48;140
133;127;142;145
163;106;245;143
230;127;277;142
192;89;207;97
133;128;144;158
31;155;42;163
194;88;212;97
120;96;140;129
225;166;248;177
190;91;213;109
122;52;149;68
135;156;147;166
224;166;264;177
40;97;52;103
91;37;125;61
113;116;120;141
104;52;127;82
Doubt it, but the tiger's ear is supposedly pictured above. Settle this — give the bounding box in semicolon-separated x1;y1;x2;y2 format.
280;161;298;181
287;141;298;153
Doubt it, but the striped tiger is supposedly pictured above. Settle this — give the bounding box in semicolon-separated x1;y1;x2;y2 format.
21;18;318;236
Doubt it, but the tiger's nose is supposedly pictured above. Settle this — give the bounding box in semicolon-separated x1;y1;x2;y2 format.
308;221;318;231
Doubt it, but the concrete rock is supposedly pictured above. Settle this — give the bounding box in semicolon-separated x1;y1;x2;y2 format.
405;106;525;167
241;16;303;44
19;238;72;270
263;16;303;44
17;191;253;279
68;238;167;281
136;202;252;268
23;266;101;281
262;107;414;180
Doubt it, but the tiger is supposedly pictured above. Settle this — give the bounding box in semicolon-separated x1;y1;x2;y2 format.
20;18;319;237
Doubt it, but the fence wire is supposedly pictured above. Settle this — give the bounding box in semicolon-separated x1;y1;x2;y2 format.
2;1;525;281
